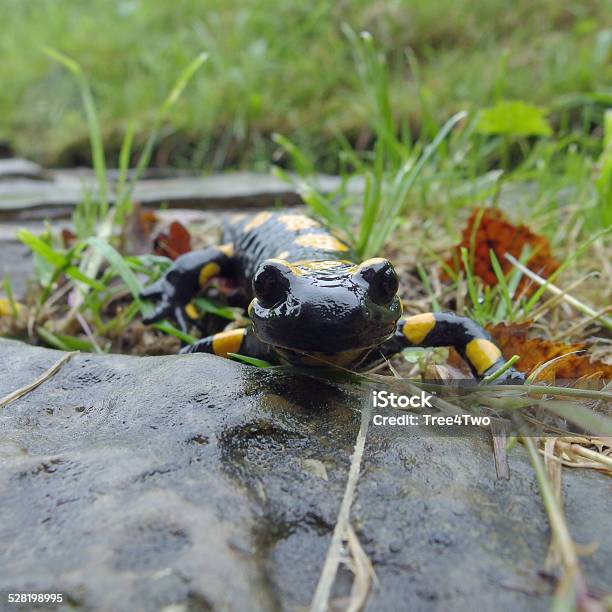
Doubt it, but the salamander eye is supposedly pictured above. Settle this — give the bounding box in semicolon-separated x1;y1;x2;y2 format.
356;258;399;305
253;260;291;308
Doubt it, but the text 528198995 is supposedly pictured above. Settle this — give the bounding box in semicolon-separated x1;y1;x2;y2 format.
7;593;63;605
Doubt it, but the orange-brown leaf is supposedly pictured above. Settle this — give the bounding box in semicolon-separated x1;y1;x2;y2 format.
488;323;612;381
446;208;559;295
153;221;192;260
61;228;76;247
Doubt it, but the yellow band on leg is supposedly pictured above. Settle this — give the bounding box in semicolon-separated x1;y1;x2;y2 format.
465;338;502;374
402;313;436;344
212;329;246;358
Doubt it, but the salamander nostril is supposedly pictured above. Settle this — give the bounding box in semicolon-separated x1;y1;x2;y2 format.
253;261;291;308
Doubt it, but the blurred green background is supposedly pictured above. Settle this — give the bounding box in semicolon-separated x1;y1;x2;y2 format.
0;0;610;171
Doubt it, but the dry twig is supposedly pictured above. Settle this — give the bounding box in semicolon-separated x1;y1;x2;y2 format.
310;391;373;612
0;351;78;409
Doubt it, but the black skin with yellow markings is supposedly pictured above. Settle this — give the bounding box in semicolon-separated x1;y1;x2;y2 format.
140;211;524;382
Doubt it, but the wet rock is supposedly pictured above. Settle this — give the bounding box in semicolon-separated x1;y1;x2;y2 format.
0;170;364;220
0;158;45;180
0;339;610;611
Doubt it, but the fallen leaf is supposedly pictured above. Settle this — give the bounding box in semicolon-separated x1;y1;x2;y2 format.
488;322;612;381
436;348;474;380
61;228;76;247
153;221;192;260
446;207;559;296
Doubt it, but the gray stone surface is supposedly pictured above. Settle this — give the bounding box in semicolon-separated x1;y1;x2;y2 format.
0;239;31;299
0;158;45;180
0;340;610;611
0;168;364;219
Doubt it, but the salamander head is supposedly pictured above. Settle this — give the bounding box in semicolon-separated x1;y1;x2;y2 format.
249;258;401;365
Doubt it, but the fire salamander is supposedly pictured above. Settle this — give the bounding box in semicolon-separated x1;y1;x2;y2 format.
140;211;524;382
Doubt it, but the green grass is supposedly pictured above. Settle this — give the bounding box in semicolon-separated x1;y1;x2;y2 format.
0;0;610;169
2;50;206;352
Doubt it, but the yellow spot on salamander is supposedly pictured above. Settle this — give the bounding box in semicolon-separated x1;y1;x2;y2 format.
218;243;235;257
277;214;320;231
291;258;353;267
281;260;355;276
297;260;342;270
295;260;356;274
199;262;221;287
265;258;291;269
402;313;436;344
294;234;349;252
248;298;256;318
466;338;502;375
244;211;272;232
276;250;290;260
185;303;199;320
356;257;387;271
212;329;246;358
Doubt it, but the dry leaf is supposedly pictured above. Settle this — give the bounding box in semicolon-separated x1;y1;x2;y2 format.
61;228;76;247
488;322;612;380
153;221;192;260
446;207;559;295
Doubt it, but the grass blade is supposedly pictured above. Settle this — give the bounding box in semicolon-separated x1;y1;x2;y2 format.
2;275;19;318
541;400;612;436
45;48;108;210
86;237;141;302
490;249;513;321
193;297;237;320
17;229;66;268
153;322;197;344
118;52;208;205
227;353;273;368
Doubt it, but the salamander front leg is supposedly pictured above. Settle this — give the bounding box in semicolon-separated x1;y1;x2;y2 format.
179;328;276;363
140;244;235;332
381;312;524;382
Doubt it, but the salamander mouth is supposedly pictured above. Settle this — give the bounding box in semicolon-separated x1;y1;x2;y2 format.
273;346;373;369
264;330;395;355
